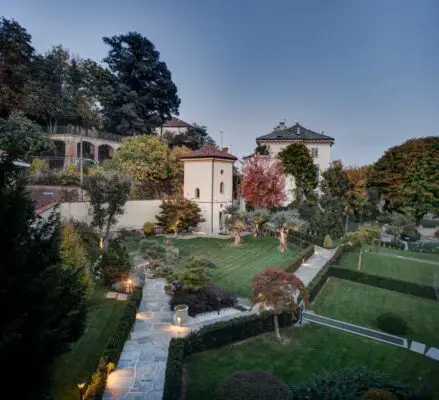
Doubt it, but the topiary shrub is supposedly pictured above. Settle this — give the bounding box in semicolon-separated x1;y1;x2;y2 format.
376;312;408;335
143;221;155;236
364;388;397;400
216;370;293;400
323;234;333;249
95;241;132;286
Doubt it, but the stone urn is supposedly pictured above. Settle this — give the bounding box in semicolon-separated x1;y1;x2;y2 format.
174;304;189;326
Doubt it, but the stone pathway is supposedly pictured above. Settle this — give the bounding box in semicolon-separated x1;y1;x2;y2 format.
103;278;189;400
295;246;335;286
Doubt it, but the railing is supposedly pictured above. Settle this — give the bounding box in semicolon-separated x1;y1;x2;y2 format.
45;125;124;143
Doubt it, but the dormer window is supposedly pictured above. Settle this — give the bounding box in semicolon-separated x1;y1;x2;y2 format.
219;182;224;194
195;188;200;198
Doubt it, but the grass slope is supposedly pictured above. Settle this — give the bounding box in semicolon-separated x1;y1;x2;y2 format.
186;324;439;400
51;286;126;400
338;249;439;285
313;278;439;347
172;235;299;297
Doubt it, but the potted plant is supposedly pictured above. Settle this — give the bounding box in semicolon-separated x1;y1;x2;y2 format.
174;304;189;325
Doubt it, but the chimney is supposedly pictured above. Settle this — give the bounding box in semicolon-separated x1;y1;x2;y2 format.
222;147;229;153
297;125;301;136
275;121;286;131
321;130;324;135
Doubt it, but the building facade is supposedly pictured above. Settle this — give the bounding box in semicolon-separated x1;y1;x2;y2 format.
155;117;193;137
181;146;236;235
252;121;335;204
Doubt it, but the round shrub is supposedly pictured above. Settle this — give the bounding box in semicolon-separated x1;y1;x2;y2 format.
143;221;155;236
215;370;293;400
323;234;333;249
376;313;408;335
364;388;397;400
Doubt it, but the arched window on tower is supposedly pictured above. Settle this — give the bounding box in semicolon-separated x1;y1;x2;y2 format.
219;182;224;194
195;188;200;198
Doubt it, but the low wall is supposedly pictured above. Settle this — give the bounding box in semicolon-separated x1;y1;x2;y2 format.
42;200;162;231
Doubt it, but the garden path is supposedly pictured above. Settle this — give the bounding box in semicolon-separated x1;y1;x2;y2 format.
295;246;335;286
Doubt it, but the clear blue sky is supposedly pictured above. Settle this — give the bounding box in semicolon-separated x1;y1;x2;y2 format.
1;0;438;165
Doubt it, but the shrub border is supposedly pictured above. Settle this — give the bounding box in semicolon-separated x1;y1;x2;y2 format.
284;244;315;273
83;287;142;399
163;311;296;400
306;244;437;303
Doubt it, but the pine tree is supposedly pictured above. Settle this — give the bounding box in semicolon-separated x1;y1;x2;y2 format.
180;259;212;290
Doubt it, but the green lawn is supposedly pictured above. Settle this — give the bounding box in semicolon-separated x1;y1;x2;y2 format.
186;324;439;400
337;249;439;285
51;286;126;400
172;235;299;297
313;278;439;347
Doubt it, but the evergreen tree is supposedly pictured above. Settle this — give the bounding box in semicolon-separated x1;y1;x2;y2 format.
0;17;34;117
278;143;318;205
180;258;212;290
0;171;88;398
102;32;180;135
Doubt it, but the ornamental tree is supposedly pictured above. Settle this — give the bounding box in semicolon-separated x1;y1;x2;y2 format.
84;172;131;247
386;213;415;244
251;267;305;340
344;224;380;270
268;210;306;252
278;143;318;205
368;137;439;224
155;197;204;236
110;135;177;199
102;32;180;135
246;208;270;237
241;156;286;209
226;212;247;245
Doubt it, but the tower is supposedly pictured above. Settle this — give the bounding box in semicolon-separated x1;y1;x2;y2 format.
181;146;237;235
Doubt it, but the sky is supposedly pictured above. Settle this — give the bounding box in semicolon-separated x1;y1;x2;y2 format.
1;0;438;165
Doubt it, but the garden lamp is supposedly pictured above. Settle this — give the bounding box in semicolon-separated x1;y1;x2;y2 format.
77;379;85;400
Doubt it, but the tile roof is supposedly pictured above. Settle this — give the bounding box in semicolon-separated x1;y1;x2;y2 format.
162;117;193;128
180;146;237;161
256;123;334;143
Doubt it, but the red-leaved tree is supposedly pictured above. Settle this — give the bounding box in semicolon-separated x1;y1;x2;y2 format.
241;156;286;209
251;267;306;340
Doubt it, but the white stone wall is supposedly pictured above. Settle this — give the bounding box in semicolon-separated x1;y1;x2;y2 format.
154;126;189;136
41;200;162;231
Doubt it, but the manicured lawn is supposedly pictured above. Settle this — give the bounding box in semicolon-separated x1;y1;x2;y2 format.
51;286;126;400
172;235;299;297
186;324;439;400
337;249;439;285
313;278;439;347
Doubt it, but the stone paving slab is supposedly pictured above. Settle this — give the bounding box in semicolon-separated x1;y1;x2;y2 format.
117;293;128;301
426;347;439;360
410;341;426;354
106;291;118;299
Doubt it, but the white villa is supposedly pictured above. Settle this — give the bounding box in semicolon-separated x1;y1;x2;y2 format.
155;116;193;137
248;121;335;204
181;146;237;235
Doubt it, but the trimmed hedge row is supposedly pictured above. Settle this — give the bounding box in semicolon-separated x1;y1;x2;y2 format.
289;230;324;247
307;244;352;301
284;244;315;273
84;287;142;400
163;311;296;400
329;267;437;300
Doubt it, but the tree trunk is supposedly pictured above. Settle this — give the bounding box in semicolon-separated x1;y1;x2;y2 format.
273;314;281;340
279;229;287;252
234;231;241;245
358;246;362;270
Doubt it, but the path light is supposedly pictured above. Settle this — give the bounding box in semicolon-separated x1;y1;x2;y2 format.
177;316;182;326
127;279;132;294
99;237;104;249
77;379;85;400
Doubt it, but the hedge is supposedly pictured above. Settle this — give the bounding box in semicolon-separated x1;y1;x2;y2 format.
306;244;352;302
163;311;297;400
289;230;324;247
329;267;437;301
84;287;142;400
408;241;439;253
284;244;315;273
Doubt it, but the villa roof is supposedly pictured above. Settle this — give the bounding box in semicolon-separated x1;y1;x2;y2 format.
256;123;334;144
180;146;237;161
162;117;193;128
